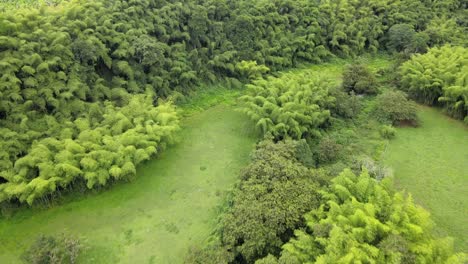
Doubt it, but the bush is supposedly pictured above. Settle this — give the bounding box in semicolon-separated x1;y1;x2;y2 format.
316;137;342;164
342;63;377;94
380;125;397;139
221;139;321;262
184;244;233;264
356;157;393;181
329;87;361;118
373;90;418;126
22;233;82;264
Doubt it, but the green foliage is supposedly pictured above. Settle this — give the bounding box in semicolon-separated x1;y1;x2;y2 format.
0;96;179;205
424;17;467;47
329;88;361;118
373;90;419;125
22;233;82;264
342;63;377;94
235;60;270;81
239;72;334;140
387;24;416;52
221;139;322;262
316;137;342;164
0;0;462;205
282;169;467;263
380;125;397;139
399;45;468;121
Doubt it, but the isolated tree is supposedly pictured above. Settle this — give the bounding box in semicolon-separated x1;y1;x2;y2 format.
342;63;377;94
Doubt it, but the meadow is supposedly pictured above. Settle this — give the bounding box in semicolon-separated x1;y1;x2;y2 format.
0;103;257;263
384;106;468;252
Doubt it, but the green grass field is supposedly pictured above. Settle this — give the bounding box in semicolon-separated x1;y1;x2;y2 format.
0;104;256;263
383;106;468;252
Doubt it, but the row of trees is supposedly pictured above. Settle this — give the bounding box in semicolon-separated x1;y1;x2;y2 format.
399;45;467;122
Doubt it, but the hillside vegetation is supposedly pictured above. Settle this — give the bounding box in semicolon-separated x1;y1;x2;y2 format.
0;0;467;263
0;0;465;205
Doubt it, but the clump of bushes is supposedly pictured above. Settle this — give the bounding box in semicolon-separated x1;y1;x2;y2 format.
380;125;397;139
373;90;418;126
342;63;377;94
22;233;83;264
189;139;324;263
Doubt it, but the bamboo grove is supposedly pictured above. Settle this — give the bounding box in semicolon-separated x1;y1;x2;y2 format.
0;0;465;205
400;46;468;122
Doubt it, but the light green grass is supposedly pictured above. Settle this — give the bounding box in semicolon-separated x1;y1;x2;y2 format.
0;104;257;263
383;106;468;252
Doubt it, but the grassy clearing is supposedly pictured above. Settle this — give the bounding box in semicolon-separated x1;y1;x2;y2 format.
0;103;257;263
383;106;468;252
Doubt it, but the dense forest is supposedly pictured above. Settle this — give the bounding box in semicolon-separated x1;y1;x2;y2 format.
0;0;467;263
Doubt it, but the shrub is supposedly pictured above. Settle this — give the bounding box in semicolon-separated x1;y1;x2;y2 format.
356;157;393;181
373;90;418;126
342;63;377;94
295;139;315;168
329;87;361;118
22;233;82;264
221;139;321;262
316;137;342;164
380;125;397;139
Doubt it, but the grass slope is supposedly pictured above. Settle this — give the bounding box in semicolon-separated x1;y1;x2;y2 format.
0;104;256;263
384;106;468;252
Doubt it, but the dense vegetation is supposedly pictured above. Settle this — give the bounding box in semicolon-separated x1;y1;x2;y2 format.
221;140;322;263
186;57;467;263
279;169;465;263
240;73;334;140
0;0;465;205
1;0;467;262
399;46;468;122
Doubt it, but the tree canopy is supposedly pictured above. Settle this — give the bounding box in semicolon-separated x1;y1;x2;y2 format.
399;46;468;122
280;169;467;263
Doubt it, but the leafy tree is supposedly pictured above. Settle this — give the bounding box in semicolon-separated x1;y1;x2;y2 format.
342;63;377;94
329;88;361;118
221;140;322;262
373;90;418;125
386;24;416;52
